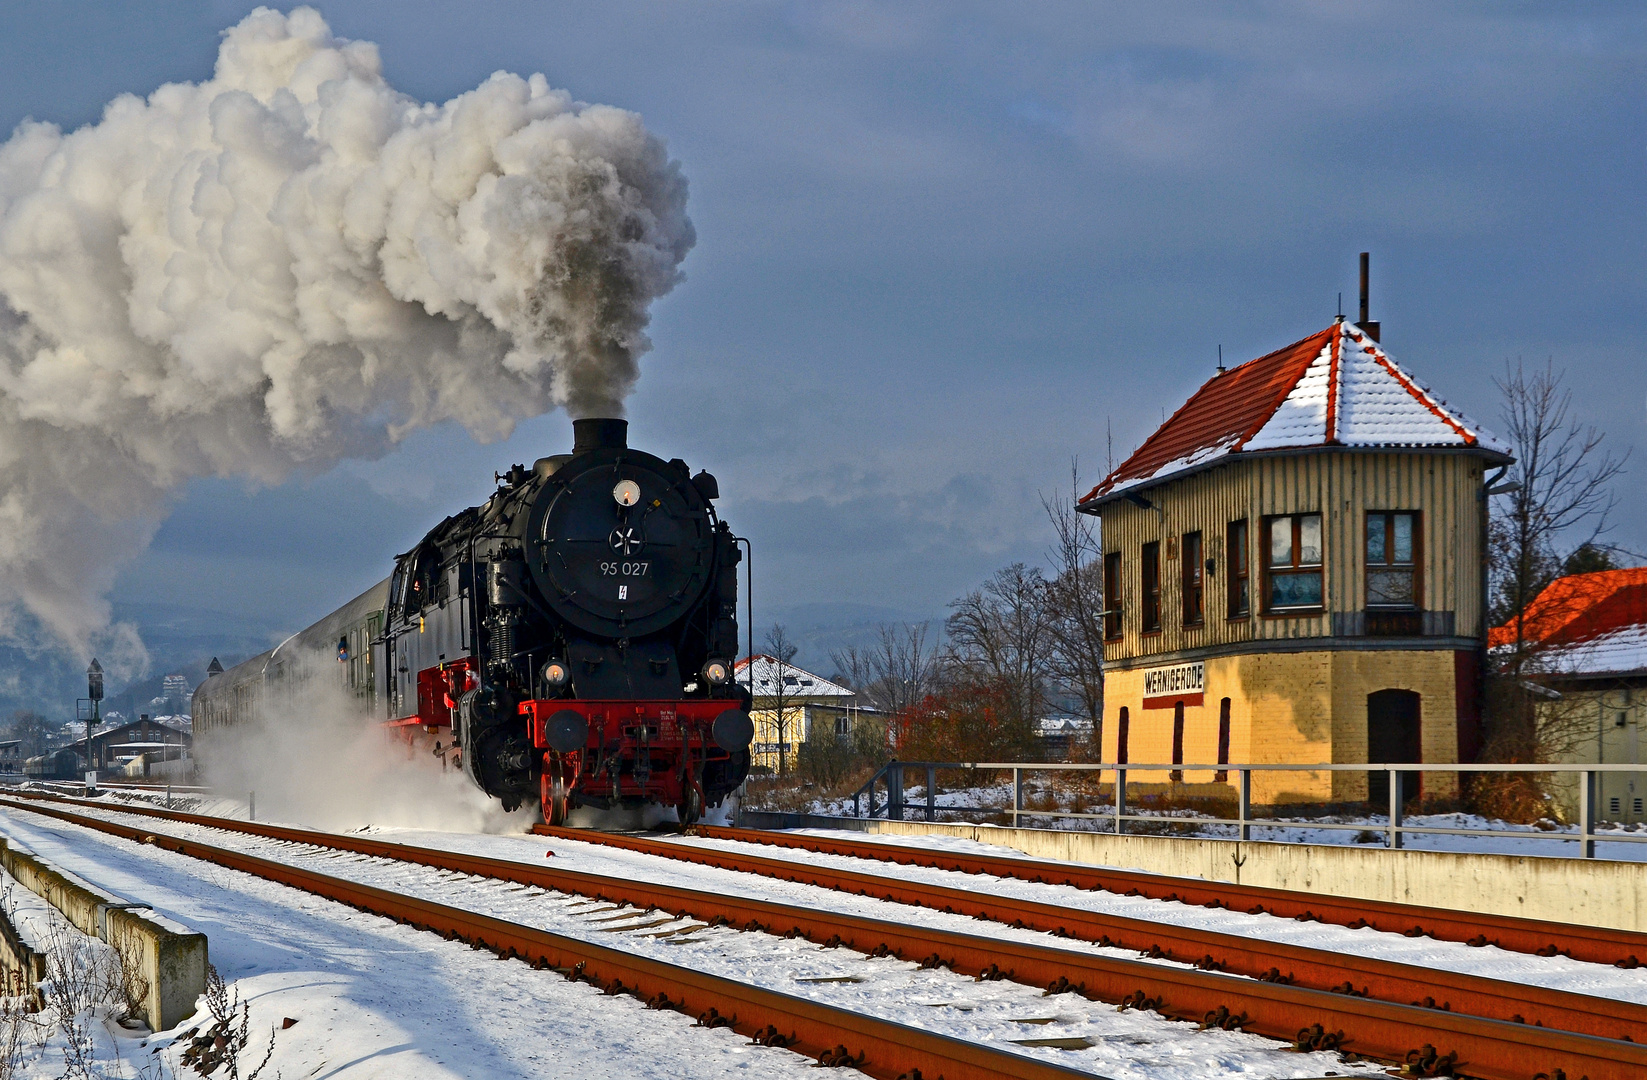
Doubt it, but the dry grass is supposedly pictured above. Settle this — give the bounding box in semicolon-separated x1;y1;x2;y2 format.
1462;771;1565;825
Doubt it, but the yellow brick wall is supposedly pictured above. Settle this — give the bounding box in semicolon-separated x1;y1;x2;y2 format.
750;706;806;772
1103;648;1460;803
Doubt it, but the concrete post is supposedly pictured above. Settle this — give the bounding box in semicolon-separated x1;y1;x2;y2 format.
1114;768;1127;835
1388;769;1404;849
1580;770;1595;859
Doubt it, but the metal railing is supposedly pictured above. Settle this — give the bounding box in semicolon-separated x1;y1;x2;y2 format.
849;759;1647;858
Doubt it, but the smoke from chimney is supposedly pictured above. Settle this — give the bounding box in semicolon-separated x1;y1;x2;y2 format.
0;7;694;673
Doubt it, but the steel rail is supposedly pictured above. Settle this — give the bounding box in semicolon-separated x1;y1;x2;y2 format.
0;798;1096;1080
684;823;1647;967
7;791;1642;1050
530;826;1647;1041
5;802;1647;1079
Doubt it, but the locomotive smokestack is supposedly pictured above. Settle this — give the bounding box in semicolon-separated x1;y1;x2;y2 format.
573;418;629;454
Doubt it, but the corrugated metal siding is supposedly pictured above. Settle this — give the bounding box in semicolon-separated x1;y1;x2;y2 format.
1100;450;1485;664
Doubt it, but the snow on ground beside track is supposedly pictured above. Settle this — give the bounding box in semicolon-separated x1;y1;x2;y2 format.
0;812;864;1080
0;801;1390;1079
795;784;1647;861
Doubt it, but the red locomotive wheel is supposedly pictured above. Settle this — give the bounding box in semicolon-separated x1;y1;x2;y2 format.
548;792;569;826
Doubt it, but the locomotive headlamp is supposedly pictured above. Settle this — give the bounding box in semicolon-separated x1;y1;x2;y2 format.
612;479;641;507
701;659;731;686
543;660;570;688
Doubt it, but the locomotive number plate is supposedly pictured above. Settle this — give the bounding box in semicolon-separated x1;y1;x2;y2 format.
599;561;650;577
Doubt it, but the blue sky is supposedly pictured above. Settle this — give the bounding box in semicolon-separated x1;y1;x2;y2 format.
1;1;1643;699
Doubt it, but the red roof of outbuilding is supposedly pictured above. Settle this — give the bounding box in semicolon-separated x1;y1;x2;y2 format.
1079;321;1509;507
1489;568;1647;649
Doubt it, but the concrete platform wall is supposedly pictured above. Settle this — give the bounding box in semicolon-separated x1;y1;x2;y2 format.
862;821;1647;932
737;811;1647;933
0;838;206;1030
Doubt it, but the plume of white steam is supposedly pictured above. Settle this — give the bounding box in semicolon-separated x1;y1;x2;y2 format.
0;7;693;673
199;657;540;834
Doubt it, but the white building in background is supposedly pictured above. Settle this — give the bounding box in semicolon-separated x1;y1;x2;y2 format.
735;655;857;772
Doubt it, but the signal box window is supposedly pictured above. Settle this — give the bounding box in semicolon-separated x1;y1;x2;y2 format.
1264;513;1323;611
1141;541;1162;633
1227;519;1249;618
1103;551;1123;641
1366;511;1420;608
1181;531;1203;626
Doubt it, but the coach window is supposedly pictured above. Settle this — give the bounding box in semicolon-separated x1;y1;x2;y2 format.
1366;511;1420;608
1181;531;1203;627
1226;519;1249;618
1264;513;1323;611
1141;542;1162;633
1103;552;1123;640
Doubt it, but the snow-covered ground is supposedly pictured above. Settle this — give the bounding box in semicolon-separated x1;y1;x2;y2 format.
0;794;1453;1079
796;781;1647;860
0;809;851;1080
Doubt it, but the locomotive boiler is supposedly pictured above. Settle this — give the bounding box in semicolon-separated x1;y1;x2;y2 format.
193;418;753;824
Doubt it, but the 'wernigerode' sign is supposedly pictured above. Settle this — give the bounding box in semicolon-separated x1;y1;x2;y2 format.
1142;661;1204;710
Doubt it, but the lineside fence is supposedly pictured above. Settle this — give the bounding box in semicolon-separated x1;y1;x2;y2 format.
850;760;1647;859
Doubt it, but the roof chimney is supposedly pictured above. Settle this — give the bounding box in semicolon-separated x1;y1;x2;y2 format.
1359;252;1381;342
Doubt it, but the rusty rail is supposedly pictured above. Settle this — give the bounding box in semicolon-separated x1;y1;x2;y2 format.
11;789;1647;1044
5;797;1645;1077
0;797;1096;1080
686;823;1647;967
8;791;1645;1047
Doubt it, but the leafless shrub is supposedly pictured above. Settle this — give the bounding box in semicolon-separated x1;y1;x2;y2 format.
176;965;276;1080
40;915;133;1079
0;990;36;1080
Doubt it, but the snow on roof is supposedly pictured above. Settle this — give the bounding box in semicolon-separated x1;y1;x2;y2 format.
1538;624;1647;679
733;655;855;698
1082;321;1510;505
1490;568;1647;661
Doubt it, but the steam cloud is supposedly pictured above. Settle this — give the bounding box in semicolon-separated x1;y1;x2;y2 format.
201;663;541;834
0;7;694;671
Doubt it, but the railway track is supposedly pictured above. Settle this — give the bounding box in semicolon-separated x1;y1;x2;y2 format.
0;796;1098;1080
578;821;1647;968
4;794;1647;1078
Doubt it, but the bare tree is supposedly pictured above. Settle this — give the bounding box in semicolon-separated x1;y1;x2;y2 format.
831;623;945;721
945;563;1053;734
1;709;54;758
1487;359;1628;759
1042;464;1106;752
762;624;801;776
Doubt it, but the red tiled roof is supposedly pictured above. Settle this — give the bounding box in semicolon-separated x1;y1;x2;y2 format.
1079;321;1509;507
1489;568;1647;649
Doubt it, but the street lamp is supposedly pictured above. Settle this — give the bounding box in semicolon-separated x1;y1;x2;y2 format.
85;659;103;781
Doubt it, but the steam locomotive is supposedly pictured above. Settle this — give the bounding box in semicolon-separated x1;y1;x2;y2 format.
192;418;753;824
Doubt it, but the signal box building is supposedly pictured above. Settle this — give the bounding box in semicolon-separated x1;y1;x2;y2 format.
1078;319;1511;803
